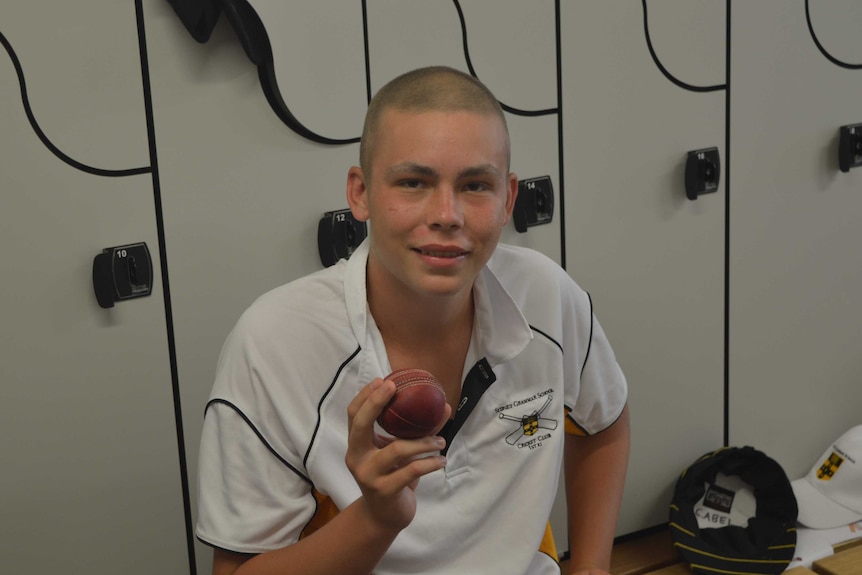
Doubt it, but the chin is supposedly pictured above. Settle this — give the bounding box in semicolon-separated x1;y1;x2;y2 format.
412;276;474;299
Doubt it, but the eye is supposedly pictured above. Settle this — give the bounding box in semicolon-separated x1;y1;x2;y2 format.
398;179;424;189
464;181;491;192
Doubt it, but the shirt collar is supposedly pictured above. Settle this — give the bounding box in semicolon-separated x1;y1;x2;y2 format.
343;238;371;346
472;257;534;367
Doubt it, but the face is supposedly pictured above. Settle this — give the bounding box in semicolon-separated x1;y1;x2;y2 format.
347;109;518;304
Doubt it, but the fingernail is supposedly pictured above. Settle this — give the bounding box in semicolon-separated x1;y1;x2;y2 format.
376;379;393;395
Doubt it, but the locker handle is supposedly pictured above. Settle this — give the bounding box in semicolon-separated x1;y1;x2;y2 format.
685;148;721;201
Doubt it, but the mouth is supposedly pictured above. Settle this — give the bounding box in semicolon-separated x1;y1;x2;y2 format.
414;246;469;258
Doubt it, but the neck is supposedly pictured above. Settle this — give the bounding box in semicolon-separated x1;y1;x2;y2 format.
366;261;477;401
369;282;474;347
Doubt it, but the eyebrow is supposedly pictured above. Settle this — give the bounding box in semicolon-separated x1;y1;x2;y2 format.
384;162;503;180
385;163;437;179
459;164;503;179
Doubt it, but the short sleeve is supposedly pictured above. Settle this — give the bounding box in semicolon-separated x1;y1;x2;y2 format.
565;293;628;435
195;401;317;553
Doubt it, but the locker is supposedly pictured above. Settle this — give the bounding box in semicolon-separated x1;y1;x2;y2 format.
0;1;189;573
562;0;727;534
728;0;862;478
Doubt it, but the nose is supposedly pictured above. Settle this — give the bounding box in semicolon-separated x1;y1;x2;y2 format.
428;187;464;230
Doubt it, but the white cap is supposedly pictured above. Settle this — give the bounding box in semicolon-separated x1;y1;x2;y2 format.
791;425;862;529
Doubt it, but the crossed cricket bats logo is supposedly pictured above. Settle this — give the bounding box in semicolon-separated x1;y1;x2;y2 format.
498;396;558;445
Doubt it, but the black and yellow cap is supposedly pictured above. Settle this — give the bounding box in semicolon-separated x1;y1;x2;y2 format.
669;446;798;575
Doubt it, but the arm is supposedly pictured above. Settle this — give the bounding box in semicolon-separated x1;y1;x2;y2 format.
564;404;630;575
212;378;450;575
211;494;412;575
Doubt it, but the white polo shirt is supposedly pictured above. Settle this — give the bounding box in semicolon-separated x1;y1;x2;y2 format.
196;240;627;575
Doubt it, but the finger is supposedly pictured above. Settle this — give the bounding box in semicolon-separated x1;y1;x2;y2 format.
347;378;383;423
370;449;447;496
391;451;447;487
352;434;444;483
375;435;446;472
347;378;393;427
373;434;395;449
350;435;445;495
347;378;394;450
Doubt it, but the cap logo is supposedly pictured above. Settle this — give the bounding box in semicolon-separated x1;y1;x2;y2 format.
816;452;844;480
703;483;735;513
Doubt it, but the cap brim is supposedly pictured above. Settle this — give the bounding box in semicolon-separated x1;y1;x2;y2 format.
791;477;862;529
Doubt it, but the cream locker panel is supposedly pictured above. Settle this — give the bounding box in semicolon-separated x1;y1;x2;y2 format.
728;1;862;479
247;0;368;138
144;2;366;573
563;1;726;533
0;1;188;573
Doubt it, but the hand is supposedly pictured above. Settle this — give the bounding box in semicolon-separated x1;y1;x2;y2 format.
345;378;451;533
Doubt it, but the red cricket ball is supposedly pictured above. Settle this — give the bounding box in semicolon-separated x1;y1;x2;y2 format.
377;368;447;439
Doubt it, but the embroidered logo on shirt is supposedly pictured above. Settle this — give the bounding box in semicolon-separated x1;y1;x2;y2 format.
495;389;558;448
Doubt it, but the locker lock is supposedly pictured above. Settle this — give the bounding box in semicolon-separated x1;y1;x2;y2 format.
92;242;153;309
513;176;554;233
839;123;862;173
318;209;367;267
685;147;721;200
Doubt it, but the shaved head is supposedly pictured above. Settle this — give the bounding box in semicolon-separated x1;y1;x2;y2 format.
359;66;510;177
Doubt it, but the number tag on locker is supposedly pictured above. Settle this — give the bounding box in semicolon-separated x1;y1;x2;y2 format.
92;242;153;309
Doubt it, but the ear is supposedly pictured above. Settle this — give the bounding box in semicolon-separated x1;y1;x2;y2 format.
346;166;370;222
503;172;518;223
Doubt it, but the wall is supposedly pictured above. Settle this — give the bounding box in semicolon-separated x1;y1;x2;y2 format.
1;1;860;574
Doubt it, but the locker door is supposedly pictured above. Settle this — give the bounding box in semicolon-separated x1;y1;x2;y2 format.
143;2;367;573
0;1;189;573
563;1;727;534
729;1;862;477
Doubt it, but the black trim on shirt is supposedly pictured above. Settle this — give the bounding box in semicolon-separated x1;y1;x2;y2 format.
580;292;595;378
205;398;313;486
203;399;325;553
599;402;628;433
194;538;257;556
565;401;629;437
304;346;362;468
564;411;591;436
530;325;564;354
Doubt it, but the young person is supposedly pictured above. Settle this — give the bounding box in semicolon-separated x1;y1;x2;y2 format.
197;66;630;575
